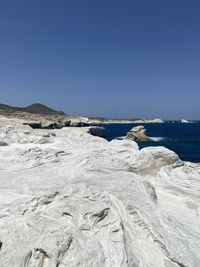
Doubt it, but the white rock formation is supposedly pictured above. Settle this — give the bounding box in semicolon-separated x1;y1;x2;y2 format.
0;116;200;267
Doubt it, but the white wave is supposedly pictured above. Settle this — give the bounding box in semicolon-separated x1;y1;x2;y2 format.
150;137;165;142
115;136;126;140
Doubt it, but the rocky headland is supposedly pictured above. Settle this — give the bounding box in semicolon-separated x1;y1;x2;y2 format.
0;103;89;129
0;113;200;266
0;103;164;128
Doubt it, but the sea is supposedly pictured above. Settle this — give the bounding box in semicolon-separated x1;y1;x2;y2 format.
100;122;200;163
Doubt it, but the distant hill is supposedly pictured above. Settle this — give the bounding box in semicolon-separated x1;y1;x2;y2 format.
0;103;66;116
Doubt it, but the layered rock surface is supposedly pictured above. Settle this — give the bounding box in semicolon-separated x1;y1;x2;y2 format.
0;116;200;267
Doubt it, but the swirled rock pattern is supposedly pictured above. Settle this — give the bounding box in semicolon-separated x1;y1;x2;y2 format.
0;116;200;267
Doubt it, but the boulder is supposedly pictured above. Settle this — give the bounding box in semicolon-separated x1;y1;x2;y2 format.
126;125;149;141
89;126;105;138
23;122;42;129
0;141;8;146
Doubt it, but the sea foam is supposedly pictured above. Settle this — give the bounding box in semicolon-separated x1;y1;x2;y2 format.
150;137;165;142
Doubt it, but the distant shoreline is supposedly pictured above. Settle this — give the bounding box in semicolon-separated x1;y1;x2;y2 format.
88;119;200;124
88;118;164;124
0;103;198;125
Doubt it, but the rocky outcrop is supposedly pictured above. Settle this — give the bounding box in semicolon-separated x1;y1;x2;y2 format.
88;126;105;138
0;141;8;146
0;116;200;267
0;103;92;129
126;125;150;141
0;103;73;129
23;119;71;129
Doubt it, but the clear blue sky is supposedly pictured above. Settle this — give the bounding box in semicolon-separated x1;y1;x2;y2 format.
0;0;200;119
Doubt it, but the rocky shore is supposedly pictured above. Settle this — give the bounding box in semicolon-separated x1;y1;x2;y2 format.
0;103;165;127
0;115;200;267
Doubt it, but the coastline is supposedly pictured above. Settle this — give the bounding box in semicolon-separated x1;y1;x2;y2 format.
0;115;200;266
87;118;164;124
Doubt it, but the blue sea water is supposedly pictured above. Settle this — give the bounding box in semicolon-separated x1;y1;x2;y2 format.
101;122;200;163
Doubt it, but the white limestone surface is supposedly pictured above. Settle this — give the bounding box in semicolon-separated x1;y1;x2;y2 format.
0;117;200;267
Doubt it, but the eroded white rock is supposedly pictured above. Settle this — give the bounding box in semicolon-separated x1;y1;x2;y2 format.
0;117;199;267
